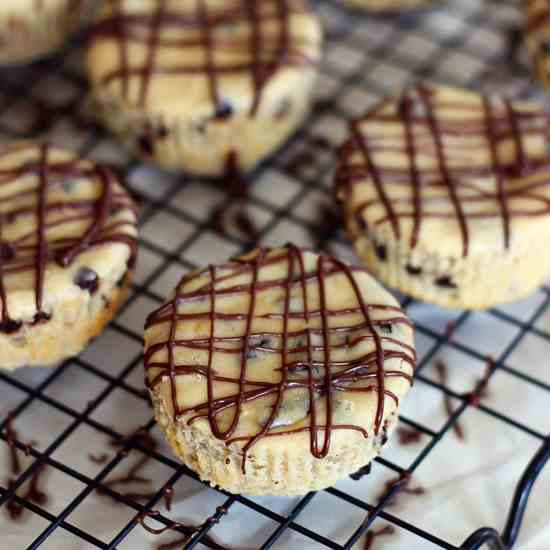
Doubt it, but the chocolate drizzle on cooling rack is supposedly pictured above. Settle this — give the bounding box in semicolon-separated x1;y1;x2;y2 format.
377;471;425;507
336;85;550;258
90;0;317;114
397;426;422;445
145;245;415;471
0;143;137;333
363;525;394;550
138;505;228;549
99;428;158;501
1;413;45;521
434;359;465;440
211;152;258;244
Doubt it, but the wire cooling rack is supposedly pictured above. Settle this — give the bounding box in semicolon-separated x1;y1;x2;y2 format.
1;0;549;549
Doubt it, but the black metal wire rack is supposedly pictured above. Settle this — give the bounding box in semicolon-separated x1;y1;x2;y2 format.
0;0;549;548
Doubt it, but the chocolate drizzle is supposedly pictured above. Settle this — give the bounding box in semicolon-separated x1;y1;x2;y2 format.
337;85;550;258
89;0;318;115
138;505;227;549
364;525;394;550
434;359;465;440
145;245;415;471
2;414;46;521
397;426;422;445
211;152;258;244
467;356;495;407
0;143;137;333
377;472;425;507
98;428;158;501
350;463;372;480
6;464;48;520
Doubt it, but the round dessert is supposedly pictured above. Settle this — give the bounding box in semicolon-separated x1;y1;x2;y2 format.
0;0;96;66
85;0;322;176
144;245;415;496
0;142;138;370
524;0;550;90
342;0;435;11
336;84;550;310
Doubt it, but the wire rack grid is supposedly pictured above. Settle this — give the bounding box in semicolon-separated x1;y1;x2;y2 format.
0;0;549;549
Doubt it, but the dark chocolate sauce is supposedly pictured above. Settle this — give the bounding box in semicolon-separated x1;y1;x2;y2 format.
467;356;495;407
336;85;550;259
310;203;342;250
88;452;110;465
364;525;395;550
3;414;24;476
163;484;174;511
99;429;157;501
444;320;456;342
211;152;258;244
434;360;465;440
0;143;138;333
350;463;372;480
138;505;226;549
144;245;415;472
397;427;422;445
6;464;48;520
377;472;425;507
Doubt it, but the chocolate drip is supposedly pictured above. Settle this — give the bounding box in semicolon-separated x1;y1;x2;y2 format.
377;471;425;507
337;85;550;259
467;356;495;407
6;464;48;521
364;525;394;550
145;245;415;471
0;143;137;333
434;359;465;440
88;452;109;465
2;414;35;478
350;463;371;480
2;413;47;522
90;0;316;115
138;505;227;549
211;152;258;244
98;429;158;501
397;426;422;445
163;484;174;511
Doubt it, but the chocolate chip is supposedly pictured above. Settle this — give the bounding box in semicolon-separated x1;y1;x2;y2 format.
157;125;169;138
0;318;21;334
0;243;15;261
75;267;99;294
137;134;154;156
406;264;422;276
435;276;457;289
213;100;233;121
379;323;393;334
375;243;387;261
